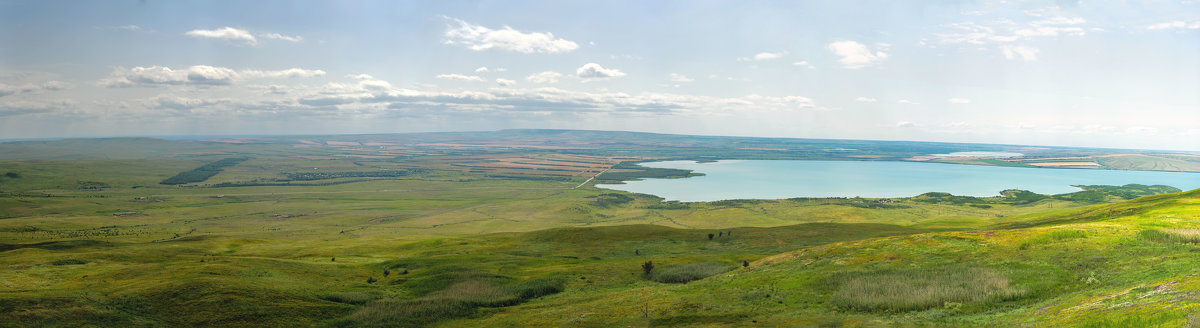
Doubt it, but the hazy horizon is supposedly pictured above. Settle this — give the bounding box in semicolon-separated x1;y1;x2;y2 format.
3;1;1200;150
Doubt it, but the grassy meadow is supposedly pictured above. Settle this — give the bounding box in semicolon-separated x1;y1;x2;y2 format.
3;130;1200;327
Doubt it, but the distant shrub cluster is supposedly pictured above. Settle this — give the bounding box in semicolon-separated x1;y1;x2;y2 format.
160;157;249;185
593;161;702;182
285;169;426;181
589;193;634;207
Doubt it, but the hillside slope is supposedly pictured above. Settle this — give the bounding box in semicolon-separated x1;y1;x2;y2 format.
460;189;1200;327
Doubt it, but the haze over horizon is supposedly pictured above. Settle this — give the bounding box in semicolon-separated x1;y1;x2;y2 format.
3;1;1200;151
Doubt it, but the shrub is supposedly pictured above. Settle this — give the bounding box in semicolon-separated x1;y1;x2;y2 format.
652;262;735;284
642;261;654;277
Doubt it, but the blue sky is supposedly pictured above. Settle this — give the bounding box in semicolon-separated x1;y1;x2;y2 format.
1;0;1199;150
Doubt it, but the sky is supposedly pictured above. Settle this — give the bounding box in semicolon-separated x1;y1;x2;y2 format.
1;1;1199;151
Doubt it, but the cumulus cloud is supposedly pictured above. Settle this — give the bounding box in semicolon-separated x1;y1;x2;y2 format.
526;71;562;84
947;98;971;104
496;78;517;86
576;63;626;81
827;41;888;69
99;65;325;87
442;17;578;53
670;73;694;83
185;27;303;45
897;99;920;105
241;68;326;79
1147;21;1200;30
186;27;258;45
854;97;877;103
1002;45;1038;61
792;61;815;69
436;74;486;82
346;74;374;80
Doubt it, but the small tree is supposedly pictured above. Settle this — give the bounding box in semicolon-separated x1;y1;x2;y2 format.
641;261;654;277
742;260;750;268
383;269;390;277
366;276;377;284
718;231;723;237
331;257;336;262
707;233;714;240
401;269;409;275
635;249;640;255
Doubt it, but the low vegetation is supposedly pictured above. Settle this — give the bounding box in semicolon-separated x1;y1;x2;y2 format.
651;262;736;284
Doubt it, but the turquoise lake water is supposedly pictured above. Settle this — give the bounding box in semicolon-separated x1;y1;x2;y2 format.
595;160;1200;202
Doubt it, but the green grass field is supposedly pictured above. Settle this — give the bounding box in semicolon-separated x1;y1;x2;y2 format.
4;131;1200;327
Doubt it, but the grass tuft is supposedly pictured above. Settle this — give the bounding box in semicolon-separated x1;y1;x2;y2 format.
1140;229;1200;244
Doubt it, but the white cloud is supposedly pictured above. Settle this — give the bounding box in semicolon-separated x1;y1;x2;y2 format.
947;98;971;104
496;78;517;86
575;63;626;81
897;99;920;105
1002;45;1039;61
99;65;325;87
260;32;302;43
827;41;888;69
854;97;877;103
151;95;230;110
475;67;489;73
738;51;787;61
185;27;302;45
526;71;562;84
240;68;326;78
442;17;578;53
1147;21;1200;30
897;121;916;127
185;27;257;45
114;25;141;31
792;61;815;69
346;74;374;80
0;81;72;97
436;74;486;82
670;73;694;83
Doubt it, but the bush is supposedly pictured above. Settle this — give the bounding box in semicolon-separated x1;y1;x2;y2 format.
652;262;735;284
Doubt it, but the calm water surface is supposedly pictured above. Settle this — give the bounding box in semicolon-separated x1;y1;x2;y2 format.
596;160;1200;202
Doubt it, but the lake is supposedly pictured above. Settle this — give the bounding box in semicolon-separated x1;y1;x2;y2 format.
596;160;1200;202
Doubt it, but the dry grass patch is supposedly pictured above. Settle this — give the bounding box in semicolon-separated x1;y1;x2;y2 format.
831;266;1028;312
